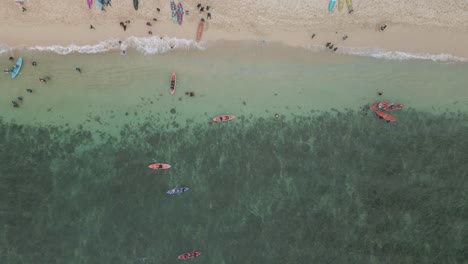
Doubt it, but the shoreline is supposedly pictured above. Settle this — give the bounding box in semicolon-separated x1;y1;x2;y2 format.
1;21;467;61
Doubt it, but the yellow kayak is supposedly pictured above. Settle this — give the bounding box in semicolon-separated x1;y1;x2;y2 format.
338;0;344;11
346;0;353;12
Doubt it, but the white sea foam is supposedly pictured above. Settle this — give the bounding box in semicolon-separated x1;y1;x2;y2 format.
341;47;468;62
3;36;203;55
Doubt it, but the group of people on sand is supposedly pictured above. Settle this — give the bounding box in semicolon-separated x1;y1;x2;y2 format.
196;3;212;19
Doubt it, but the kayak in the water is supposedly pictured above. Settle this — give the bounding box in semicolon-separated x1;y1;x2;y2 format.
178;252;201;260
148;163;171;170
213;115;235;122
382;103;404;111
166;186;189;195
369;101;404;111
375;111;396;123
170;72;176;94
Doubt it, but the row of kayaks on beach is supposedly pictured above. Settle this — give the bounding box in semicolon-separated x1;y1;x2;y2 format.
171;1;184;25
369;101;404;123
328;0;353;13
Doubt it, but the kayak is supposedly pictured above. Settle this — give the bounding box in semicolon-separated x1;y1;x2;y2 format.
170;72;176;94
10;57;22;78
328;0;336;12
369;101;404;111
178;252;201;260
213;115;235;122
148;163;171;170
177;3;184;25
346;0;353;12
133;0;138;10
369;101;391;110
196;19;204;42
375;111;396;123
87;0;92;9
97;0;103;10
166;186;189;195
383;103;404;111
171;1;178;24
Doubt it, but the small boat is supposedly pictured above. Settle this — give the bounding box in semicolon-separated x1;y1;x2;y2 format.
170;72;176;94
148;163;171;170
166;186;189;195
196;19;205;42
213;115;235;122
10;57;22;78
375;111;396;123
178;252;201;260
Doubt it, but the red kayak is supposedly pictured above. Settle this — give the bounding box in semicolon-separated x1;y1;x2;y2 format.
213;115;235;122
375;111;396;123
148;163;171;170
170;72;176;94
369;101;391;110
382;103;404;111
178;252;201;260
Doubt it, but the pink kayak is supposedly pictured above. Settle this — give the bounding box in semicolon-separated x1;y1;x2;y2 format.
213;115;235;122
148;163;171;170
87;0;93;9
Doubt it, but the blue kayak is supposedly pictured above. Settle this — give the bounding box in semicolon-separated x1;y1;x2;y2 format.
166;186;189;195
10;57;22;78
328;0;336;12
97;0;103;10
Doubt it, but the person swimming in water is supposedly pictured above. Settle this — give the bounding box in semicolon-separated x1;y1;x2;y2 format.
75;67;81;73
26;89;32;93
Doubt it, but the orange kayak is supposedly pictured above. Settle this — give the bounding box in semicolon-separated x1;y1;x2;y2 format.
148;163;171;170
375;111;396;123
196;19;204;42
369;101;391;110
213;115;235;122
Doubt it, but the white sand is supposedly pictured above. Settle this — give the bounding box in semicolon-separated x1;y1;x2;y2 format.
0;0;467;57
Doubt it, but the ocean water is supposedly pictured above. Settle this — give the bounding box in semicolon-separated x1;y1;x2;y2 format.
1;41;467;264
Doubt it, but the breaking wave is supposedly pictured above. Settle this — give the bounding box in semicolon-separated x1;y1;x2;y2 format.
0;36;204;55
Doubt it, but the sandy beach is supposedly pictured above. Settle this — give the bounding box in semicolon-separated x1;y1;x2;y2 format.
0;0;467;57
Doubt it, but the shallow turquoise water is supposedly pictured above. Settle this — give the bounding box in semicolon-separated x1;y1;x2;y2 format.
0;43;467;263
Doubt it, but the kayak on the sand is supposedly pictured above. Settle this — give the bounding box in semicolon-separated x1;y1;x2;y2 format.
178;252;201;260
166;186;189;195
148;163;171;170
375;111;396;123
213;115;235;122
170;72;176;94
196;18;205;42
87;0;93;9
